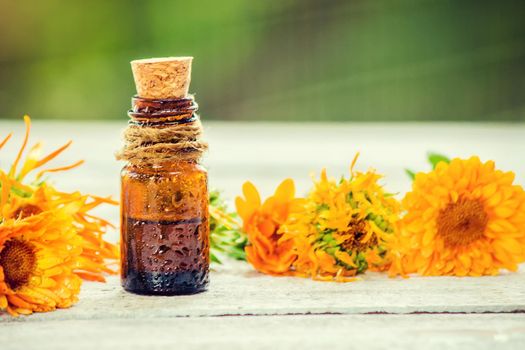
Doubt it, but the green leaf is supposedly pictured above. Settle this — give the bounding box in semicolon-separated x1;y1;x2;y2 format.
211;253;222;264
427;153;450;169
316;203;329;212
405;168;416;180
228;246;247;260
383;192;398;198
11;186;32;198
209;189;248;264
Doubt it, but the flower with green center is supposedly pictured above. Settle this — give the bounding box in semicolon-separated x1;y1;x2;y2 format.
281;155;400;281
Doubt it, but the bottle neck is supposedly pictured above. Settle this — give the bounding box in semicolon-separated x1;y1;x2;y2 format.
128;95;198;127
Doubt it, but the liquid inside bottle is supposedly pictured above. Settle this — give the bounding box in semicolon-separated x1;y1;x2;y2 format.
121;161;209;295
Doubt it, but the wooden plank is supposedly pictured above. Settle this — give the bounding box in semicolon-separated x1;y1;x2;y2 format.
3;314;525;350
3;263;525;322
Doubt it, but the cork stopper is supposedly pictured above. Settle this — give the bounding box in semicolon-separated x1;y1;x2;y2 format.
130;57;193;99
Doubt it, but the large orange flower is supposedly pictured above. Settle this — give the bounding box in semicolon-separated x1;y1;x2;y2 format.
389;156;525;277
3;185;119;282
1;116;117;316
0;205;82;316
235;179;297;275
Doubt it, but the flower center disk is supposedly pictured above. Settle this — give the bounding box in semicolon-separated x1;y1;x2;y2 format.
12;204;42;219
0;239;37;290
341;220;377;252
437;198;488;247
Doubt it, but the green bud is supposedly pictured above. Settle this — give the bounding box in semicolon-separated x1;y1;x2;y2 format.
375;216;388;231
346;192;358;209
326;247;338;255
322;233;335;243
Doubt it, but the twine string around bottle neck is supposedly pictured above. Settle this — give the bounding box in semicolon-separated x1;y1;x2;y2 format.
116;95;208;164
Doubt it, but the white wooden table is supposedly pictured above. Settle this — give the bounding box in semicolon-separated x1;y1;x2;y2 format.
1;121;525;349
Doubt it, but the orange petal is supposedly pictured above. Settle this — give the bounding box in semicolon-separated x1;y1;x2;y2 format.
34;140;72;169
0;295;7;309
457;254;472;270
235;197;253;222
494;206;514;219
242;181;261;207
274;178;295;202
17;142;43;180
75;272;106;282
498;238;523;255
350;152;360;173
482;183;498;198
0;170;11;209
0;133;12;150
422;229;435;246
7;294;33;310
9;115;31;178
258;219;277;237
36;160;84;179
335;250;356;267
236;181;262;222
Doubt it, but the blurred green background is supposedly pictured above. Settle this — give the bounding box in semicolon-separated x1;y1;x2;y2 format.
0;0;524;121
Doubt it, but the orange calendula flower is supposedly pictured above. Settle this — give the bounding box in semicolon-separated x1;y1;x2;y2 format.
389;156;525;277
0;205;83;316
281;155;400;281
235;179;297;275
1;116;118;316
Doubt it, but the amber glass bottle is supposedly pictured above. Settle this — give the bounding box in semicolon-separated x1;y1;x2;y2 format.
119;59;209;295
